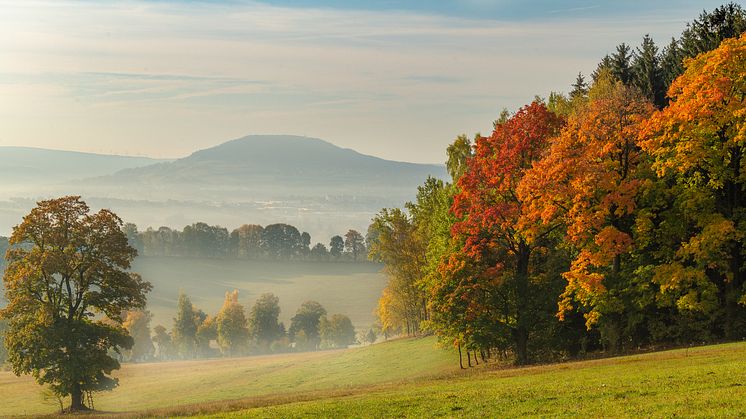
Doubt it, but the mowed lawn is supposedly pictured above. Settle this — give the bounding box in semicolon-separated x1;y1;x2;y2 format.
199;342;746;419
0;338;458;416
133;257;387;330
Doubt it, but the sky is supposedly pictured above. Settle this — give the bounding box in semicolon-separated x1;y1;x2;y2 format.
0;0;727;164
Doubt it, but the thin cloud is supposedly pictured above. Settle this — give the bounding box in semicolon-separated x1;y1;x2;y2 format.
0;0;727;163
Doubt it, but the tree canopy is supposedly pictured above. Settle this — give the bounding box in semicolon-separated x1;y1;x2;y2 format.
0;196;151;411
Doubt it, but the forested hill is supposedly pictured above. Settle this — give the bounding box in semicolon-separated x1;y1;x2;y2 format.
94;135;447;197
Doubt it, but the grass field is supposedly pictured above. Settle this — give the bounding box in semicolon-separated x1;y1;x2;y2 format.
1;337;745;417
0;338;457;416
132;257;386;330
197;342;746;418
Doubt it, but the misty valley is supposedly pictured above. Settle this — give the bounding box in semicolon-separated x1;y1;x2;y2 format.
0;2;745;418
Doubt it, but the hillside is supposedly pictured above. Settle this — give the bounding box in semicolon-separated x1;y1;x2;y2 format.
2;338;743;417
0;147;166;197
89;135;447;200
0;337;458;416
194;342;746;418
0;136;447;240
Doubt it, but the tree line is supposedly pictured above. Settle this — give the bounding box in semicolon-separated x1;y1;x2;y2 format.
369;4;746;367
119;292;365;363
123;222;370;262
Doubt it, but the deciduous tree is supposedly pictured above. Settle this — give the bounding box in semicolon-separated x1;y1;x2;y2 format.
216;290;249;356
640;34;746;338
1;196;151;411
447;102;564;364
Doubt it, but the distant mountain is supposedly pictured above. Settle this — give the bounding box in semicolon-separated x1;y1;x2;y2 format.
0;137;447;240
0;146;167;187
92;135;447;200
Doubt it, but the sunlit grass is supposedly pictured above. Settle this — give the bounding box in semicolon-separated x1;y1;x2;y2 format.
0;337;457;416
196;342;746;418
3;338;745;417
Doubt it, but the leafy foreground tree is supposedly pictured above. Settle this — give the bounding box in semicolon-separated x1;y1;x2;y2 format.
0;196;151;411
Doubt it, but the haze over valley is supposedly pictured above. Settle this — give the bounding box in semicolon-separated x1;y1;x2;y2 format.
1;1;744;416
0;135;446;240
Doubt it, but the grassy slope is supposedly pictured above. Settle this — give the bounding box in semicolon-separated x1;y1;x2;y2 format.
133;257;386;330
0;338;457;416
201;342;746;418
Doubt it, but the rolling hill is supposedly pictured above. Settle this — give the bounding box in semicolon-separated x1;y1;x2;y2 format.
88;135;447;200
0;146;166;197
0;136;447;239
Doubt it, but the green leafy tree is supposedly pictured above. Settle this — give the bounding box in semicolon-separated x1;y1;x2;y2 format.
172;292;198;358
248;293;283;351
0;196;151;411
152;325;174;361
365;328;377;345
123;223;144;255
263;223;302;260
289;301;327;350
310;243;329;261
329;235;344;259
230;224;264;259
446;134;473;181
300;232;311;258
195;313;216;357
344;230;366;261
320;314;356;348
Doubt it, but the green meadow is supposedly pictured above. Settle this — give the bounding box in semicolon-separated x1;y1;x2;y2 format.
199;341;746;419
0;338;456;416
1;337;744;417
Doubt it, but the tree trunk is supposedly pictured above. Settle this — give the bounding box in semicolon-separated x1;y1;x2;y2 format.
514;242;531;365
458;343;464;369
70;383;86;411
467;351;472;367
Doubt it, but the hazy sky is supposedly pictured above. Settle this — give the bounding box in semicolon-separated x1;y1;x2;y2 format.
0;0;725;163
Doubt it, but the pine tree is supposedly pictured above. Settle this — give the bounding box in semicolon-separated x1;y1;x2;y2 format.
591;54;613;82
659;38;684;91
610;43;633;84
570;72;588;99
632;35;665;108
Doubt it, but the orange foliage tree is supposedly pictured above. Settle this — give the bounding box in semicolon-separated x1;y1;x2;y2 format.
640;34;746;337
519;74;656;348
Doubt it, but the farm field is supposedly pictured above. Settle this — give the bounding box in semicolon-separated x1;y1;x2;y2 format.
132;257;386;330
196;341;746;418
0;337;457;416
